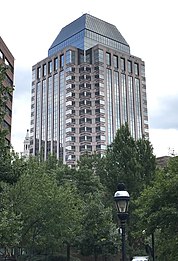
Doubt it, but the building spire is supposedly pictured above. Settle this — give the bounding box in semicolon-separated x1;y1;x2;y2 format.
23;129;30;158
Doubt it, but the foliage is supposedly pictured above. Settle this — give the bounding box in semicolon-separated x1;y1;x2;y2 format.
0;118;157;260
0;64;13;123
98;124;156;199
0;156;84;259
95;124;156;258
78;194;118;260
134;156;178;260
75;154;104;199
0;182;23;250
0;64;19;184
136;138;156;189
75;155;118;259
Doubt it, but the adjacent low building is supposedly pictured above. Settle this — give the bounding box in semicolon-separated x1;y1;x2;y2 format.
0;37;14;145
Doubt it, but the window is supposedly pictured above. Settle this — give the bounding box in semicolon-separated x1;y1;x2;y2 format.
141;64;145;77
79;126;92;133
134;63;139;75
79;100;91;106
79;136;92;142
48;61;52;74
120;58;125;71
95;108;100;114
94;49;104;63
106;52;111;66
66;100;72;106
96;126;105;132
96;135;106;142
66;83;75;89
86;49;92;64
43;64;46;76
5;105;12;117
66;109;72;115
66;145;75;151
54;57;58;71
66;127;75;133
66;136;75;142
66;50;75;64
79;91;91;98
32;69;36;81
80;145;92;152
96;144;106;150
78;50;84;64
79;118;92;124
3;120;11;132
127;60;132;73
66;66;75;73
66;75;75;81
37;67;41;79
79;108;91;115
0;50;3;59
79;66;91;73
66;118;72;124
113;55;118;68
5;58;9;66
79;75;91;81
60;54;64;68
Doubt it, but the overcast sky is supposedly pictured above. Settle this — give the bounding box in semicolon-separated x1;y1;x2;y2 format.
1;0;178;157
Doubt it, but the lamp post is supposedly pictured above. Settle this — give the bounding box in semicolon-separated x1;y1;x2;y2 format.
114;183;130;261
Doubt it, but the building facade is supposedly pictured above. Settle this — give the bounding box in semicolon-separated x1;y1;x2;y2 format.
30;14;149;166
0;37;14;145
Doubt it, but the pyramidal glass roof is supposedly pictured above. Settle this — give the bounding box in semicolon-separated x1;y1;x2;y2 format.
48;13;129;55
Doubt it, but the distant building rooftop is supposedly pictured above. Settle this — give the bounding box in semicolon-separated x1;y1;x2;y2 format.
156;156;171;168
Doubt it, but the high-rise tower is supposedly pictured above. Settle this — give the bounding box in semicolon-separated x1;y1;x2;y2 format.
30;14;149;166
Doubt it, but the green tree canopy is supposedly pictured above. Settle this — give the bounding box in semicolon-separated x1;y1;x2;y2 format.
0;156;84;257
134;156;178;260
99;124;156;199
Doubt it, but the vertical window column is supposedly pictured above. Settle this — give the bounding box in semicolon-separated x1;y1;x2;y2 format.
107;69;113;144
114;71;120;132
121;74;127;124
135;78;142;139
41;80;47;158
53;74;58;155
35;82;41;154
59;71;64;159
128;76;135;138
47;77;52;154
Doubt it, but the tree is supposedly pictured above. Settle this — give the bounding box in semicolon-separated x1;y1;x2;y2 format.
136;138;156;189
1;156;83;259
99;124;156;199
75;156;104;199
96;124;156;258
74;155;118;260
0;182;23;255
134;156;178;260
78;193;118;261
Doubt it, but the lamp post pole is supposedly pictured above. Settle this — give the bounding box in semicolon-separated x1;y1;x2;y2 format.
121;220;126;261
114;183;130;261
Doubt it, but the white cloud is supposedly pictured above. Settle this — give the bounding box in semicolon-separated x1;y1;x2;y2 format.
11;91;31;153
149;128;178;157
1;0;178;157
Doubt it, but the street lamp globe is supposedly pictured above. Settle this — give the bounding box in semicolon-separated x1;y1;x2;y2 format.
114;183;130;220
114;183;130;261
